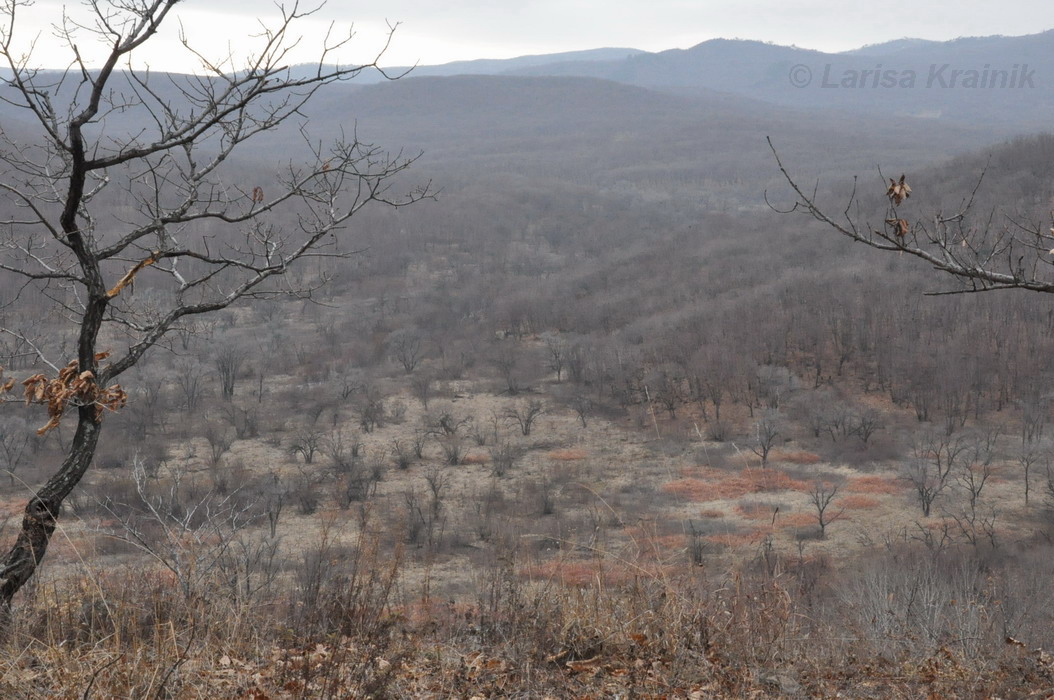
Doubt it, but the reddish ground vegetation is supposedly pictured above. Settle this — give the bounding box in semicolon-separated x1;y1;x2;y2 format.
840;494;881;510
663;468;810;503
548;448;589;461
845;474;902;494
771;449;822;464
776;512;816;528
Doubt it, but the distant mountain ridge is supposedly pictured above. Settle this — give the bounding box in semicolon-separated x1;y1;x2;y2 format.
318;30;1054;134
334;47;646;84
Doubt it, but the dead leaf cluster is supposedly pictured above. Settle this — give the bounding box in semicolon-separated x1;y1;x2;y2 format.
20;353;128;434
887;173;911;206
886;218;910;237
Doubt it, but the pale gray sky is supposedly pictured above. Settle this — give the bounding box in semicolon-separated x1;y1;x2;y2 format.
9;0;1054;72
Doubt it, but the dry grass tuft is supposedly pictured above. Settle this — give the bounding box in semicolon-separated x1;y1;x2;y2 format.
663;467;810;503
547;448;589;461
661;477;711;501
771;450;822;464
840;494;881;510
736;501;780;520
777;512;816;528
706;526;775;548
846;475;902;494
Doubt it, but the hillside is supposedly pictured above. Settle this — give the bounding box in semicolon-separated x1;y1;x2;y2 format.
5;39;1054;697
325;30;1054;134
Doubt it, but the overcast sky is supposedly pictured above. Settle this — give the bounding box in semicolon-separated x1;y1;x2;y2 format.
10;0;1054;72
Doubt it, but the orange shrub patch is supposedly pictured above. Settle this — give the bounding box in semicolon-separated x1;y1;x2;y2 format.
846;475;901;494
742;468;810;493
840;494;881;510
661;478;710;501
523;561;598;587
548;448;588;461
663;468;810;503
522;560;635;587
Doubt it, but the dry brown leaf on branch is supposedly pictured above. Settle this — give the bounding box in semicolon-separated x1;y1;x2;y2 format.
887;174;911;206
885;218;910;237
19;356;126;434
107;254;159;299
22;374;48;404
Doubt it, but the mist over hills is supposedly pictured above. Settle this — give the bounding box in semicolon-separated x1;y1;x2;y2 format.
338;30;1054;135
0;30;1042;221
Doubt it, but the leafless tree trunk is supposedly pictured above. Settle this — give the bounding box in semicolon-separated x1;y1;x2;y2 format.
0;0;427;607
750;412;780;466
215;345;246;401
506;400;544;437
809;481;845;538
906;432;968;517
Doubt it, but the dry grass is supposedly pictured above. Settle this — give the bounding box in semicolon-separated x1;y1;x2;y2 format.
736;501;781;520
547;448;589;461
706;526;775;548
663;468;810;503
840;494;882;510
776;512;816;528
2;507;1051;698
771;449;822;464
846;475;902;494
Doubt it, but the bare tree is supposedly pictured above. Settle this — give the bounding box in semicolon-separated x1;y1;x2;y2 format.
1019;444;1048;505
410;373;433;409
174;358;208;414
290;426;324;465
489;441;524;478
0;0;427;606
905;432;968;517
957;430;998;514
569;392;593;429
215;345;246;401
749;411;780;467
388;328;424;374
505;400;544;437
809;481;845;538
544;335;567;383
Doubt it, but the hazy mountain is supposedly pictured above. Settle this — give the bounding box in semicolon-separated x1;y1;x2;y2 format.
508;31;1054;133
844;38;944;54
298;47;647;84
286;72;996;216
304;31;1053;134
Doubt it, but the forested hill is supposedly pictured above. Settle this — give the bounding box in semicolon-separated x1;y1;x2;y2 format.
328;30;1054;134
